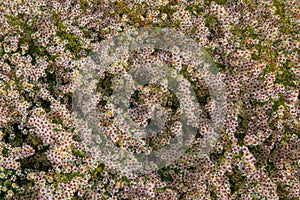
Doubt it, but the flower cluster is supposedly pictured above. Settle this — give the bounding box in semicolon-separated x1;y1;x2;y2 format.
0;0;299;199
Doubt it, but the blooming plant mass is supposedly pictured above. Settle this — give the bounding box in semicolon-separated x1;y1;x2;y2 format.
0;0;299;199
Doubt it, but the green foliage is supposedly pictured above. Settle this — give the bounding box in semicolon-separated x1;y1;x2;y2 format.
121;176;131;183
92;163;105;177
72;149;85;158
271;93;286;112
228;166;245;195
80;0;88;13
275;62;297;87
205;0;227;6
54;172;82;185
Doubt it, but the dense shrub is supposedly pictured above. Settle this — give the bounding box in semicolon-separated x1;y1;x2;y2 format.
0;0;299;199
